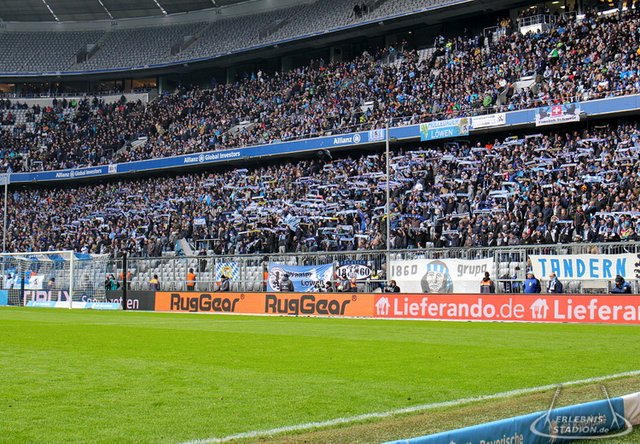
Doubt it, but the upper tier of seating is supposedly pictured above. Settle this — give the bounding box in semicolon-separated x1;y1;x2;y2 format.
0;0;457;73
1;9;638;174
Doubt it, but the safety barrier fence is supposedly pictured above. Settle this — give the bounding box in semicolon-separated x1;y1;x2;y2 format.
118;241;640;294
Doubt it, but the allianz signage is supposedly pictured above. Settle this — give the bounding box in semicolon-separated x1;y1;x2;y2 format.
183;150;242;164
16;92;640;185
54;167;107;179
333;133;363;145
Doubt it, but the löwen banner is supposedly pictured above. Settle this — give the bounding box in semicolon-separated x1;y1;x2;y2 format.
153;292;640;324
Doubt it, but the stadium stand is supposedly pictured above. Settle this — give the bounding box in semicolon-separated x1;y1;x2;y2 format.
5;120;640;257
0;0;459;74
1;9;640;173
0;31;105;73
3;9;640;172
74;23;207;71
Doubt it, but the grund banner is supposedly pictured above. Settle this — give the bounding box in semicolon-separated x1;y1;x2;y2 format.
390;258;493;293
373;294;640;324
530;254;638;280
267;263;334;292
154;292;372;317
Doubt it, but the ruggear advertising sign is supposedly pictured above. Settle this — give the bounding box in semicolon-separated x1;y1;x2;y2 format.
154;292;373;317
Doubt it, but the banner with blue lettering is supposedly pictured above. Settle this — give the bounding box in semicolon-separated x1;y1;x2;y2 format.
419;117;470;141
530;254;638;280
387;391;640;444
267;263;334;292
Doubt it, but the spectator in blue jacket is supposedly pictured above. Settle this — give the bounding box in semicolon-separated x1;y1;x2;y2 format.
611;275;632;294
524;272;541;293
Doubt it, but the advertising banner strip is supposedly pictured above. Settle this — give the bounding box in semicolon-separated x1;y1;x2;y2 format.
387;393;639;444
110;290;156;311
154;292;373;317
8;94;640;185
374;294;640;324
152;292;640;325
530;254;638;281
10;128;388;184
25;301;69;308
25;300;121;310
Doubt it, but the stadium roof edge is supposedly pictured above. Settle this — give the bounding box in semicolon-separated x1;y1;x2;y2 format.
0;0;308;29
0;0;532;80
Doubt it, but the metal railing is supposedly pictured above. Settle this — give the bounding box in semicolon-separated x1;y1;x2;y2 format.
116;241;640;294
517;14;559;29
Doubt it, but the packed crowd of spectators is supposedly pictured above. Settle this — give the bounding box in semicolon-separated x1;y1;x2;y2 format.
1;9;640;173
5;120;640;256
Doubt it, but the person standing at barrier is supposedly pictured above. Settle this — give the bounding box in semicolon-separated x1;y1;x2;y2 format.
119;270;132;290
149;274;160;291
523;272;541;293
480;272;495;293
349;277;358;292
384;280;400;293
105;274;119;291
546;273;563;293
279;274;294;292
216;275;230;292
338;276;350;292
611;275;632;294
186;268;197;291
324;281;335;292
262;261;269;291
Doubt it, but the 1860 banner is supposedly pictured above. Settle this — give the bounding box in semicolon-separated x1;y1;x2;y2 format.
390;258;493;293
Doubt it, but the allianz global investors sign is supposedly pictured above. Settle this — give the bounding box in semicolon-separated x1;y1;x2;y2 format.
183;150;241;164
374;294;640;324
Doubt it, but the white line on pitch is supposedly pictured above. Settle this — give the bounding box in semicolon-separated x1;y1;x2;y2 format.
182;370;640;444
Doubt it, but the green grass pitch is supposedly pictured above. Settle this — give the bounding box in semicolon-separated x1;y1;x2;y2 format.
1;307;639;443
